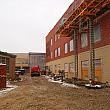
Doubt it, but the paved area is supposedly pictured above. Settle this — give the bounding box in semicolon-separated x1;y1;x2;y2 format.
0;74;110;110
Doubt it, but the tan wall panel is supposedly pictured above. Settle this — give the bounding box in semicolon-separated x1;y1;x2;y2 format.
77;45;110;83
46;45;110;83
46;55;74;78
95;45;110;83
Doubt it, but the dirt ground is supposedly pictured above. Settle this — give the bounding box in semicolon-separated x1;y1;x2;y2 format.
0;74;110;110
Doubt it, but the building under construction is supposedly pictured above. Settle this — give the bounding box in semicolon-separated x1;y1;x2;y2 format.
46;0;110;83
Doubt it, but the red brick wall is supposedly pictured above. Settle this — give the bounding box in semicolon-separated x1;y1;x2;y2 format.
77;10;110;53
46;6;110;63
9;57;15;80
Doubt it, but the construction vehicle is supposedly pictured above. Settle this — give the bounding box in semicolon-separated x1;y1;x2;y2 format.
31;65;41;77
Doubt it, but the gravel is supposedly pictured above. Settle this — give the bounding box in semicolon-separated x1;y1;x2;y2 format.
0;74;110;110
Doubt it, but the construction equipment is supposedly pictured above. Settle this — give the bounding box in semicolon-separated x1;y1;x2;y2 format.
31;65;41;77
85;79;102;89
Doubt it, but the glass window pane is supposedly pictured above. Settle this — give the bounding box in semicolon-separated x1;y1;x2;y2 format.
81;32;88;48
55;49;57;57
70;40;73;52
64;43;68;53
58;47;60;56
94;25;101;42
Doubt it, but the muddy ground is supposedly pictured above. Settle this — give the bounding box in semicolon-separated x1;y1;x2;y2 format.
0;74;110;110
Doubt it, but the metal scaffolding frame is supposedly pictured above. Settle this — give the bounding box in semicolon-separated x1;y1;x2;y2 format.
56;0;110;36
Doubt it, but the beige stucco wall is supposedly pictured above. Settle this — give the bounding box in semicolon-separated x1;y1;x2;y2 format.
79;45;110;83
46;55;75;78
95;45;110;83
46;45;110;83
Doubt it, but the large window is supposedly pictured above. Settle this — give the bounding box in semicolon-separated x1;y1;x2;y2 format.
64;63;69;72
54;35;57;42
64;63;69;78
94;25;101;42
70;39;74;52
58;47;60;56
64;43;68;54
54;49;57;58
69;62;75;73
81;59;101;81
81;32;88;48
81;60;89;80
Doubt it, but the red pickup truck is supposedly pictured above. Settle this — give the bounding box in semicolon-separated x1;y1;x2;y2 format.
31;66;41;77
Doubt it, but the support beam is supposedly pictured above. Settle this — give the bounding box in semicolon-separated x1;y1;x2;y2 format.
88;18;95;80
74;29;78;78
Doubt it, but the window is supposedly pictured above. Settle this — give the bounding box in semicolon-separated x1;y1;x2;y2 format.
81;32;88;48
64;63;69;72
94;25;101;42
69;63;75;73
94;59;101;81
55;49;57;58
51;52;52;59
64;43;68;54
54;35;57;42
2;57;5;64
70;39;74;52
50;38;53;46
58;47;60;56
81;60;89;80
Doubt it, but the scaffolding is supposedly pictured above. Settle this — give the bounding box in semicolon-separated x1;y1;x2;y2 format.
56;0;110;36
56;0;110;80
89;18;95;80
74;29;78;78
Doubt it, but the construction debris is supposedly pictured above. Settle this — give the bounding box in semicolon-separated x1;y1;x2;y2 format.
45;76;79;88
0;81;17;96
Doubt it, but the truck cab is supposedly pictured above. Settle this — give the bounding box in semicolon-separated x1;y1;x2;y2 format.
31;65;40;77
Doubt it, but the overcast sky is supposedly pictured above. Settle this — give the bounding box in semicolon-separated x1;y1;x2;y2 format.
0;0;73;53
